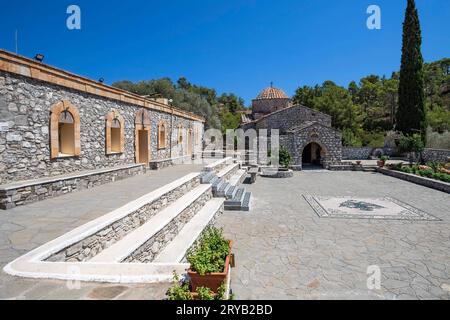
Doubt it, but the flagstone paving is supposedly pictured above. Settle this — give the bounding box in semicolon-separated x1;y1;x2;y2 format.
216;171;450;300
1;168;449;300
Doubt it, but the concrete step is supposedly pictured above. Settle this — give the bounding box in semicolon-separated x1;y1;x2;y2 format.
153;198;225;263
225;188;245;207
216;182;231;197
241;192;251;211
212;178;225;193
90;184;212;263
217;163;240;179
200;171;216;184
225;186;238;200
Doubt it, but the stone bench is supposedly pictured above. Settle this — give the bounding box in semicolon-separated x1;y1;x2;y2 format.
0;164;146;210
149;155;194;170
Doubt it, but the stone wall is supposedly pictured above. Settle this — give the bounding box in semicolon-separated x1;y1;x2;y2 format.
342;147;450;162
254;105;332;134
47;176;200;262
422;149;450;163
281;123;342;169
0;71;203;185
252;98;291;119
0;164;145;210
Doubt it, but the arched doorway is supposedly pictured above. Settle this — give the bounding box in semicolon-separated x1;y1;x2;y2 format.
135;109;151;165
302;142;324;167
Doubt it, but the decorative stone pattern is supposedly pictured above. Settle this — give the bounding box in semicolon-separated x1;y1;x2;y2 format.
0;71;204;185
46;176;200;262
0;164;145;210
303;195;440;221
124;190;213;263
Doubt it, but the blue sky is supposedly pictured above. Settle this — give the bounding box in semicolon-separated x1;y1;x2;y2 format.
1;0;449;105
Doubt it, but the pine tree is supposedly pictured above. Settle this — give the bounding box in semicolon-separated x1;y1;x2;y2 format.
396;0;427;142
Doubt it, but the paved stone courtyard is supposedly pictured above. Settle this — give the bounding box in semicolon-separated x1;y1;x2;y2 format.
216;171;450;300
1;168;449;300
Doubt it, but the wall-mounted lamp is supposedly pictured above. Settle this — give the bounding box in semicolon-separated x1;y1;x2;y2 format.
34;54;44;62
98;78;105;83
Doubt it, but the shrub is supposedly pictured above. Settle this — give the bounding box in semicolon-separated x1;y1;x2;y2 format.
397;134;425;164
187;227;230;276
196;287;215;300
380;155;390;162
418;169;433;178
279;146;292;168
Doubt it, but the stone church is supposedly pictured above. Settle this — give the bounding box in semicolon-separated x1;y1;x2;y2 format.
240;86;342;170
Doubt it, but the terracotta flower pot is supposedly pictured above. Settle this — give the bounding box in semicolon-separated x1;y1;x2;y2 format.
377;160;385;167
188;241;232;293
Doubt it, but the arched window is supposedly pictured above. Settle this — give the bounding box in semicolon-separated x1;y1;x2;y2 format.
50;100;80;159
158;121;167;149
106;110;125;154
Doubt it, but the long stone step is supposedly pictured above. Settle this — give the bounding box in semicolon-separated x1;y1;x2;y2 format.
153;198;225;263
217;163;240;180
228;169;247;186
90;184;212;263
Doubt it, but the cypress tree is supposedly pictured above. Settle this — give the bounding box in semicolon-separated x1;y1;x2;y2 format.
396;0;427;142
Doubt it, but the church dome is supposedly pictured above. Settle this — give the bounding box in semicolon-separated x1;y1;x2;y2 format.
255;86;289;100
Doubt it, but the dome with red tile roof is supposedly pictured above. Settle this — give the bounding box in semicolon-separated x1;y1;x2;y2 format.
255;86;289;100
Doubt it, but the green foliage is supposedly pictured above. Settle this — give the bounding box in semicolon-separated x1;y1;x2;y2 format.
398;134;425;155
220;111;241;134
279;146;292;168
342;128;362;147
380;155;389;162
394;163;450;183
187;227;229;276
427;105;450;133
196;287;215;300
396;0;427;141
166;272;193;301
426;127;450;149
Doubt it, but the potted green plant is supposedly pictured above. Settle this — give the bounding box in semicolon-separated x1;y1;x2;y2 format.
187;227;232;293
166;273;227;300
279;146;292;171
397;134;425;166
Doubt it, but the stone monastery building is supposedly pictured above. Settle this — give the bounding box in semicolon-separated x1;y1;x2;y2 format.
240;85;343;170
0;50;204;209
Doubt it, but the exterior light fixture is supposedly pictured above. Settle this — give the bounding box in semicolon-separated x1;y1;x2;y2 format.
34;54;44;62
99;78;104;83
